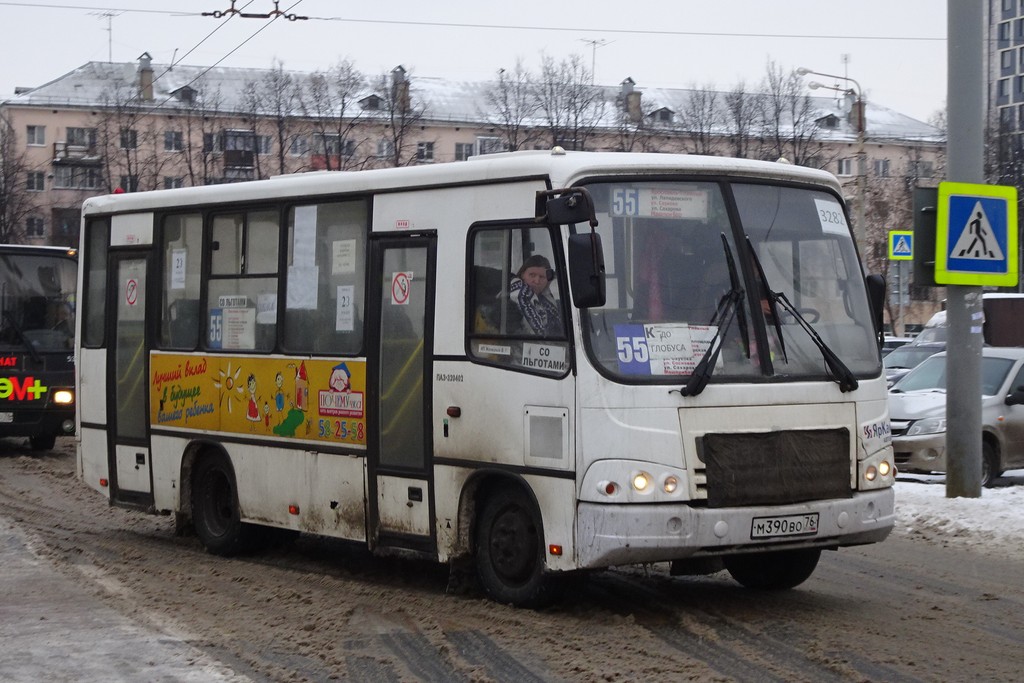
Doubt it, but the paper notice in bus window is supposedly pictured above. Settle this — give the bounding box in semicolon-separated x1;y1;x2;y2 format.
520;342;567;373
814;198;849;235
256;292;277;324
170;248;187;290
293;205;317;267
610;187;709;220
223;307;256;350
613;323;715;375
336;285;354;331
332;239;357;274
286;266;318;310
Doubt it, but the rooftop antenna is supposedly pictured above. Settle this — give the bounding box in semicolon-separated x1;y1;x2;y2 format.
90;10;122;62
579;38;611;84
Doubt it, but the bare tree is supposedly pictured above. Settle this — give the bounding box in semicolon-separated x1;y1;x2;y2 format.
722;82;762;159
372;66;429;168
0;113;34;242
243;60;301;178
481;60;540;152
678;84;723;155
175;81;227;186
758;61;820;165
532;54;606;150
299;59;370;171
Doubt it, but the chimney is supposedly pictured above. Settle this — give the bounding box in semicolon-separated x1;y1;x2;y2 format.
138;52;154;101
391;65;410;113
621;78;642;123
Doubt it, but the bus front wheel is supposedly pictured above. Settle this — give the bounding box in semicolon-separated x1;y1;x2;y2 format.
475;490;555;608
191;452;255;556
723;548;821;590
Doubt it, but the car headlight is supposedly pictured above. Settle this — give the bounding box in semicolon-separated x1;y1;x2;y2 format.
906;417;946;436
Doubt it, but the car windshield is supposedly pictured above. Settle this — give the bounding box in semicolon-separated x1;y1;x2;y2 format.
578;180;879;384
884;346;943;370
894;355;1015;396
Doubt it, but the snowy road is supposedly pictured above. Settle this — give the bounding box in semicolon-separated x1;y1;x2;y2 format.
1;439;1022;682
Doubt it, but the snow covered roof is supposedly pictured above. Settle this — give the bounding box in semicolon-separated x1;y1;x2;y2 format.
3;59;944;145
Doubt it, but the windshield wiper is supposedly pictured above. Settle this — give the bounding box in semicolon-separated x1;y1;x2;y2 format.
676;235;745;397
745;237;859;393
2;311;42;364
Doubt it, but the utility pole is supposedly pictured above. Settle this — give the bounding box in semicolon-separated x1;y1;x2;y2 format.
945;2;984;497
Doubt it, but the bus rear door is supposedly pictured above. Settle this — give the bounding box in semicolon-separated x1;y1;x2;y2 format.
106;251;154;508
367;234;437;552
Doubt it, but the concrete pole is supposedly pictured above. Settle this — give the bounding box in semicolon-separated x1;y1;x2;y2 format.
945;1;984;497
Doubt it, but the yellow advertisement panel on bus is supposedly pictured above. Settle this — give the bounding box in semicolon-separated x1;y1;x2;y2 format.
149;353;367;446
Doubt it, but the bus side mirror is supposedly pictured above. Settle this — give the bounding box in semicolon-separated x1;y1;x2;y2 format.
536;187;597;226
865;273;885;347
568;233;606;308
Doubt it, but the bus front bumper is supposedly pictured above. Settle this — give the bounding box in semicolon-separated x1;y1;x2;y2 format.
575;487;894;569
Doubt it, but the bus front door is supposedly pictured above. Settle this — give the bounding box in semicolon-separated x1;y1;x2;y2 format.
368;235;436;552
106;253;154;508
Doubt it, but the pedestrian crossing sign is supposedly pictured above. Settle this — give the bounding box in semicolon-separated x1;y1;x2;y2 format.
888;230;914;260
935;181;1018;286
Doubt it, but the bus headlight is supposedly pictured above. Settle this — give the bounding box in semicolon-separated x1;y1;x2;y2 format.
878;460;892;477
663;475;679;494
53;389;74;405
631;471;651;492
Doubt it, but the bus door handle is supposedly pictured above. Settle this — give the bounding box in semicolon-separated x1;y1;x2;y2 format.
407;486;423;505
135;452;146;469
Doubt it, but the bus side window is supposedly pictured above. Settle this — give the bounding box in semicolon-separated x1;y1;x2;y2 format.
160;213;203;349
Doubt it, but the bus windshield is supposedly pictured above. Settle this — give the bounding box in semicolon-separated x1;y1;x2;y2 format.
0;252;77;352
579;180;879;383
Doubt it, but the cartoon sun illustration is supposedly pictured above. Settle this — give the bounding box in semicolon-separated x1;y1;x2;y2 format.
212;361;245;413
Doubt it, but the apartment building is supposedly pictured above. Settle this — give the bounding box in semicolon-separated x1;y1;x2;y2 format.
2;54;944;328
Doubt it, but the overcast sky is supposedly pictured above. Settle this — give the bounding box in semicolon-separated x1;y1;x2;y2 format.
1;0;948;122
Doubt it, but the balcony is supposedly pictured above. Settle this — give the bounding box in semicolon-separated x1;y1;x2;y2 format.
53;141;101;163
223;149;255;169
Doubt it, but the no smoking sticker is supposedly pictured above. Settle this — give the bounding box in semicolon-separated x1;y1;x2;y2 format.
391;271;413;305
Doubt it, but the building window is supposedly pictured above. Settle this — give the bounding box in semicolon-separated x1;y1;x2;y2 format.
837;158;855;176
119;128;138;150
119;175;139;192
455;142;474;161
257;135;272;155
873;159;891;178
1017;18;1024;40
26;125;45;146
164;176;184;189
1003;50;1016;70
289;136;309;156
26;171;45;191
1000;21;1012;44
1001;106;1015;127
476;136;506;155
908;160;934;178
164;130;184;151
54;165;102;189
67;127;96;148
376;139;394;158
203;132;222;153
416;141;434;161
26;216;44;237
1000;78;1011;99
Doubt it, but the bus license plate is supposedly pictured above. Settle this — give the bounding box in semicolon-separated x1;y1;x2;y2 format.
0;412;12;423
751;513;819;539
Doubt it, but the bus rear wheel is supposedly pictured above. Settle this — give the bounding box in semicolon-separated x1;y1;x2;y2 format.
723;548;821;590
191;452;255;556
475;489;555;608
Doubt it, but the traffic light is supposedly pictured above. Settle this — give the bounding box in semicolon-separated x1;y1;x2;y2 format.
913;186;939;287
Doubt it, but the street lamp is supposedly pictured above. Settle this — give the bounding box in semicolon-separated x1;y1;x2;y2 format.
797;67;867;248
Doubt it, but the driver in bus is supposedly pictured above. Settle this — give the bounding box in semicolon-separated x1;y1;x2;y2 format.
510;254;562;336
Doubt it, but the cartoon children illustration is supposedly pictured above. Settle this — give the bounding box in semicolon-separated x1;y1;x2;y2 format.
245;373;260;430
328;362;352;393
274;371;286;412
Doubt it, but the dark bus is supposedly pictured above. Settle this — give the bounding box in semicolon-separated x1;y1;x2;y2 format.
0;245;77;449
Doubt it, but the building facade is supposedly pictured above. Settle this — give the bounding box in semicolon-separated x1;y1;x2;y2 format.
1;54;945;331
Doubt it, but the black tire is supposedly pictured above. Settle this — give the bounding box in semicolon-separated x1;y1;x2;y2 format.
191;452;256;556
29;434;56;451
724;548;821;590
475;489;556;608
982;441;1000;488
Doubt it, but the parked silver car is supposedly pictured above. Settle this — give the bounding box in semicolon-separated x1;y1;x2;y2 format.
888;347;1024;486
883;342;945;387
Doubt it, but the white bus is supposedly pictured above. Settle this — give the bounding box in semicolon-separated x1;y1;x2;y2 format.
76;150;894;606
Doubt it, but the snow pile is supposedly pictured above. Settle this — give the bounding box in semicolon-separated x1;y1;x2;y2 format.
893;473;1024;560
